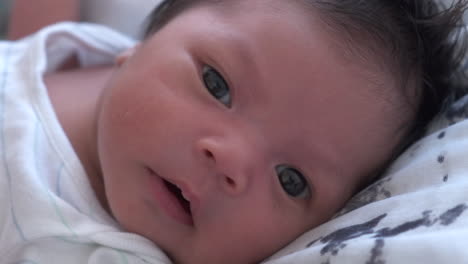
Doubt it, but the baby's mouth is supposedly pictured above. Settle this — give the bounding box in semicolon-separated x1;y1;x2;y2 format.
147;167;195;226
163;179;192;217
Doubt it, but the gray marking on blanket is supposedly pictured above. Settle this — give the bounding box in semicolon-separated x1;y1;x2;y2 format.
307;237;320;247
307;214;387;255
366;239;385;264
438;204;468;225
437;131;446;139
308;204;467;259
375;204;467;238
446;94;468;122
336;177;392;216
443;174;449;182
408;143;421;158
375;211;434;237
437;154;445;163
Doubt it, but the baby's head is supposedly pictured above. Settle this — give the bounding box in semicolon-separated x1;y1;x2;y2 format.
96;0;467;263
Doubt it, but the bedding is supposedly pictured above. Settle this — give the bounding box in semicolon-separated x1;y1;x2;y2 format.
264;87;468;263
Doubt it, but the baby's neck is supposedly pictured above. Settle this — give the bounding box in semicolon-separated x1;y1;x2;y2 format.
44;65;116;212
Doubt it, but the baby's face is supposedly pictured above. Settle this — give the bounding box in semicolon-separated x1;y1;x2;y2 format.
97;1;405;263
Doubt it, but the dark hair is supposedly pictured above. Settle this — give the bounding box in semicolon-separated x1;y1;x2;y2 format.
143;0;468;164
300;0;468;158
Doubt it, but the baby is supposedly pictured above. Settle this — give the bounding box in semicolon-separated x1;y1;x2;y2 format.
1;0;467;263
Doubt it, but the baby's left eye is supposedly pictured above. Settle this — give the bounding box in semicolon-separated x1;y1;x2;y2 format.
202;65;232;107
276;165;311;199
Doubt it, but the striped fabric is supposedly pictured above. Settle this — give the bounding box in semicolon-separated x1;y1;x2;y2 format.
0;23;169;264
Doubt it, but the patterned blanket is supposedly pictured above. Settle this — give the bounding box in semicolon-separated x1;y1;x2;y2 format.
265;93;468;263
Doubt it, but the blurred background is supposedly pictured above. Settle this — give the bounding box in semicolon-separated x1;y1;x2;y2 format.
80;0;161;38
0;0;463;40
0;0;161;40
0;0;11;39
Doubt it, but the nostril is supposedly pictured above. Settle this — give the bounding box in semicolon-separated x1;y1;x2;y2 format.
204;149;214;159
225;175;236;188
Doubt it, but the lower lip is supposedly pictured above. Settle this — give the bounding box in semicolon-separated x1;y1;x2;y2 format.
147;169;194;226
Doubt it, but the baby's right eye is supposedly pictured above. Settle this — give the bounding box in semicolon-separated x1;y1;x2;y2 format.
202;65;232;108
276;165;311;199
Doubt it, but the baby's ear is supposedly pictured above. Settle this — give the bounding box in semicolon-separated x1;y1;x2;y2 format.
115;44;141;66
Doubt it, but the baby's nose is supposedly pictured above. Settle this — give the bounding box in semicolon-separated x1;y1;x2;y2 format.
195;136;257;196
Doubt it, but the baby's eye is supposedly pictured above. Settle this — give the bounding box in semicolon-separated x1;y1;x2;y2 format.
202;65;232;107
276;165;311;199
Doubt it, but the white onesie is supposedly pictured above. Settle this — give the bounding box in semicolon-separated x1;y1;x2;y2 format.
0;22;170;264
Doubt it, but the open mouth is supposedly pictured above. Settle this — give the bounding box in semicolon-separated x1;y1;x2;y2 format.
163;179;192;216
147;167;194;226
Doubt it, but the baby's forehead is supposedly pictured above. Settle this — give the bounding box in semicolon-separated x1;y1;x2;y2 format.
143;0;412;165
148;0;410;127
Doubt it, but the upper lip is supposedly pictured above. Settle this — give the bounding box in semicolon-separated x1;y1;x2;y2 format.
169;178;200;215
172;179;195;201
149;167;200;221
